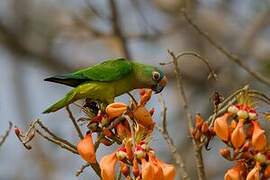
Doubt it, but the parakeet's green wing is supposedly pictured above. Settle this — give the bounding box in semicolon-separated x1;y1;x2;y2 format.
44;58;133;87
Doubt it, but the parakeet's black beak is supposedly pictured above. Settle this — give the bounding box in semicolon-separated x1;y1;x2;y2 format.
152;76;168;94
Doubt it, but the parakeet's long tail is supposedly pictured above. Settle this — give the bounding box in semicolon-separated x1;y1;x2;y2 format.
43;90;76;113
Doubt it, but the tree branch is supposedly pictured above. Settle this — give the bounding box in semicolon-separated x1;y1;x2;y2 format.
157;96;190;180
0;122;12;147
66;106;84;139
181;9;270;87
168;51;206;180
109;0;131;59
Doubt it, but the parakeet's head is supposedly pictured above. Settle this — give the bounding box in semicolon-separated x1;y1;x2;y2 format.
133;63;168;93
150;68;168;93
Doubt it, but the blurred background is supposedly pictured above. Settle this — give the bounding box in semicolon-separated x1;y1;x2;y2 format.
0;0;270;179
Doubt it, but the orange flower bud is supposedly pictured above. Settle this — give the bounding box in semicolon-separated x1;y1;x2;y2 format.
106;102;127;119
120;161;130;177
252;121;267;151
214;113;230;141
201;122;209;134
125;141;133;160
100;152;118;180
219;148;231;160
100;137;113;146
246;164;260;180
195;114;204;130
133;106;154;129
224;167;241;180
264;165;270;178
132;158;140;177
116;123;131;139
231;119;246;149
14;127;20;136
77;133;96;163
139;89;152;106
103;128;113;137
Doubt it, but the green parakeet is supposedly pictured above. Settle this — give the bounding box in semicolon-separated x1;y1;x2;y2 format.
43;58;167;113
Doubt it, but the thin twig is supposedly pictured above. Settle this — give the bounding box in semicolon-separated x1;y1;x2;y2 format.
15;120;38;150
157;97;190;180
36;120;77;150
168;51;206;180
76;163;90;176
66;106;84;139
127;92;138;105
181;9;270;87
109;0;131;59
160;51;217;80
0;122;12;147
38;120;101;177
36;129;78;154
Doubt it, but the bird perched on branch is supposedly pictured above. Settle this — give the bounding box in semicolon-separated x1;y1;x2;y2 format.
43;58;167;113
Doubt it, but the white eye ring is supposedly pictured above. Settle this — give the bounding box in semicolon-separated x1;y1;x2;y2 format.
152;71;160;81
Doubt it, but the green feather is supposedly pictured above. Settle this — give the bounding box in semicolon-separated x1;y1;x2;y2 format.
43;75;134;113
44;58;132;87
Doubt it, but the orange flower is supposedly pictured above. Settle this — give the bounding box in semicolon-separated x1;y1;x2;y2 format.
224;165;242;180
246;163;260;180
214;113;230;141
141;158;155;180
231;119;246;149
156;159;176;180
77;133;96;163
133;106;155;130
100;152;118;180
252;121;267;151
106;102;127;119
148;155;165;180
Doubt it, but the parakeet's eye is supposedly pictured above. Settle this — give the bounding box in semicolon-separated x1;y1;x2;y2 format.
152;71;160;81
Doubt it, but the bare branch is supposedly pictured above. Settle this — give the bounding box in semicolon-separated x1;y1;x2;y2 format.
157;97;190;180
66;106;84;139
181;9;270;87
168;51;206;180
160;51;217;80
0;122;12;147
36;120;77;150
76;163;90;176
36;129;78;154
109;0;131;59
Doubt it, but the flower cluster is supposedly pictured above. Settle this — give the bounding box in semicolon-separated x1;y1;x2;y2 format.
212;95;270;179
77;89;175;180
